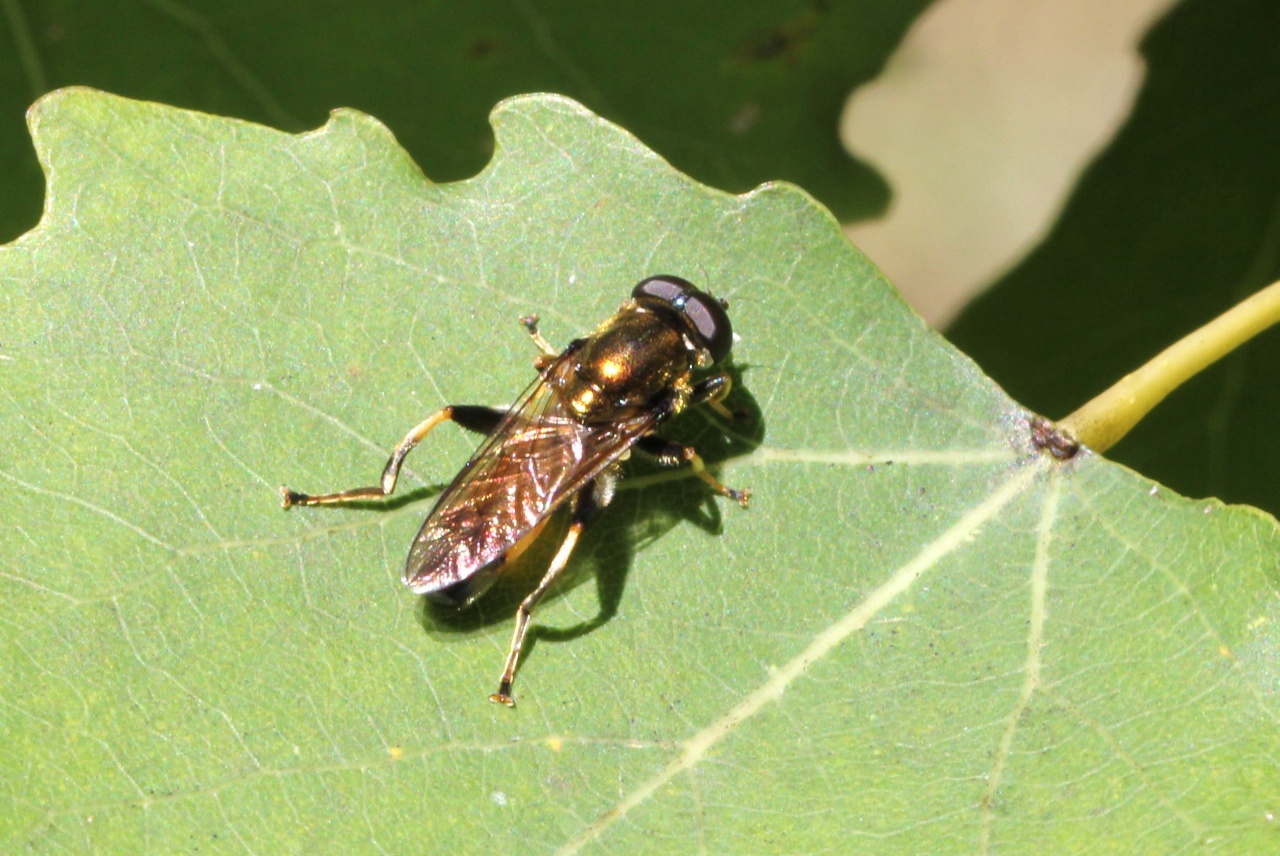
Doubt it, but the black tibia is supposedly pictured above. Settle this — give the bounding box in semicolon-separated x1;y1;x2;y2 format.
279;404;506;508
634;434;751;508
691;372;739;421
692;372;730;404
647;373;734;424
449;405;506;436
634;433;688;466
489;475;610;707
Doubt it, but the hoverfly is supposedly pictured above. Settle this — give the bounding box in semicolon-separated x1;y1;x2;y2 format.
281;275;749;706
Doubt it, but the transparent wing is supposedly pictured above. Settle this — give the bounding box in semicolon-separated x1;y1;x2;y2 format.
403;353;658;594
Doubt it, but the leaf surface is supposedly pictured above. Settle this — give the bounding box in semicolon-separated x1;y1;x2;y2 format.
2;89;1277;853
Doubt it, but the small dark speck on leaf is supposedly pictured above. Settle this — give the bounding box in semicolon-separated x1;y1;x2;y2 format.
468;38;500;59
733;1;829;64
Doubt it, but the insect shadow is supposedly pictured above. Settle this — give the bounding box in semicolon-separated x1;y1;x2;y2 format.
418;361;763;661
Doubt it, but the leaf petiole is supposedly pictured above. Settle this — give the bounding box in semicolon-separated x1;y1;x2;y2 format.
1059;279;1280;453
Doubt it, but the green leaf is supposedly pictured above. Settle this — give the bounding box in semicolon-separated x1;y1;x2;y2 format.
947;0;1280;518
3;89;1278;852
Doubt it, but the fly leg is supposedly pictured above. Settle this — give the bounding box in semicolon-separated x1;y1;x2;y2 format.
519;313;561;372
280;405;504;507
634;432;751;508
690;372;740;422
490;473;615;707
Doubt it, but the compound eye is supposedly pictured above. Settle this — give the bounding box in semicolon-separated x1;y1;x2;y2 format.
632;275;733;363
632;275;693;305
683;292;733;363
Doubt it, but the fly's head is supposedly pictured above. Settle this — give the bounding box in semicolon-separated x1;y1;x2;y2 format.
569;276;733;421
630;275;733;368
